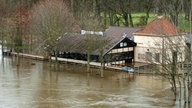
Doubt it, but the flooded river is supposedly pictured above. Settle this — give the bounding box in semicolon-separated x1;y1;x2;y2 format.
0;55;191;108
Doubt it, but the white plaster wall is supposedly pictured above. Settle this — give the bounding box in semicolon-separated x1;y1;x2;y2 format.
134;35;186;64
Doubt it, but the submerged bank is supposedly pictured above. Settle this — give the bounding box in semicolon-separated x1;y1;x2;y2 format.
9;52;154;74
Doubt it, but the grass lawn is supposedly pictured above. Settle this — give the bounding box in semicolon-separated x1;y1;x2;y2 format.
131;13;191;32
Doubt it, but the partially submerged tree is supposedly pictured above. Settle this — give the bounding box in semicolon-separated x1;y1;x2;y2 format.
30;0;76;64
0;0;18;57
134;15;191;104
96;37;111;77
0;19;15;56
12;1;29;66
80;33;110;77
78;9;110;76
158;35;191;103
146;25;192;101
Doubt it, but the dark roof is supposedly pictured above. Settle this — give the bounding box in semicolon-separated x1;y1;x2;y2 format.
58;27;137;56
135;16;185;36
58;33;87;54
105;26;141;37
58;33;110;55
103;26;140;53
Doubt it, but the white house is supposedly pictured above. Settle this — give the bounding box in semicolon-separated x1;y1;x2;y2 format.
133;16;187;64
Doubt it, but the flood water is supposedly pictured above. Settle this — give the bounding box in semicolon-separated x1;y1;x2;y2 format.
0;55;191;108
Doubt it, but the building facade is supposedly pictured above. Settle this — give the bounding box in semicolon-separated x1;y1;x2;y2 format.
57;30;137;66
133;16;187;64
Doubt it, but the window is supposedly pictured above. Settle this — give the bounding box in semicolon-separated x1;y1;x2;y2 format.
155;53;160;62
138;53;142;59
129;47;134;51
120;42;127;47
123;42;127;47
173;51;177;63
138;53;145;60
146;52;152;61
120;42;123;47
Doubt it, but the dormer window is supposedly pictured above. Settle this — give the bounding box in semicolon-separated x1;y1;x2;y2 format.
120;42;127;47
124;42;127;47
120;42;123;47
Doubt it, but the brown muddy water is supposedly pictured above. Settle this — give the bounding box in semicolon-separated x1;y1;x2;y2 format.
0;55;191;108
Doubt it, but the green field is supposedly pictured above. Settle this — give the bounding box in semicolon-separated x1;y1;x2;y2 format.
131;13;191;32
107;13;190;32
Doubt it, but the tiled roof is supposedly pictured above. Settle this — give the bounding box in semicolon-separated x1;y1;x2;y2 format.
58;33;110;55
105;26;141;37
135;16;184;36
58;33;88;54
58;28;137;56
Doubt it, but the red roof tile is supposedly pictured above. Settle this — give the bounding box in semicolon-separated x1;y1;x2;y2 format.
135;16;184;36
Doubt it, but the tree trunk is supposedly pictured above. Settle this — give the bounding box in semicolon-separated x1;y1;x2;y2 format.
171;13;179;26
171;51;177;100
184;79;189;103
49;52;52;67
187;75;190;103
171;77;177;100
54;51;59;71
123;13;129;27
109;12;114;26
183;78;187;103
100;62;104;78
99;52;104;77
162;36;166;66
30;35;33;52
16;52;20;66
178;77;182;101
87;53;90;73
103;1;107;29
129;13;134;27
1;32;4;57
146;11;149;24
95;0;102;24
70;0;74;13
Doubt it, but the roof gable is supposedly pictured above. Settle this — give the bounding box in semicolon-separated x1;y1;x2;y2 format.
135;16;184;36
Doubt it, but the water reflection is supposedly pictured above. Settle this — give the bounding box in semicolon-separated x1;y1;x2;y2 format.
0;56;191;108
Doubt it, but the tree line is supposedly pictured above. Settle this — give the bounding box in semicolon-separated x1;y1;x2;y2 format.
1;0;192;28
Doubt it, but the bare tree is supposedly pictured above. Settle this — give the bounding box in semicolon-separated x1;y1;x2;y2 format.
30;0;76;65
0;19;15;56
96;37;111;77
154;0;183;26
12;1;30;66
81;33;110;77
0;0;18;57
146;27;192;102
